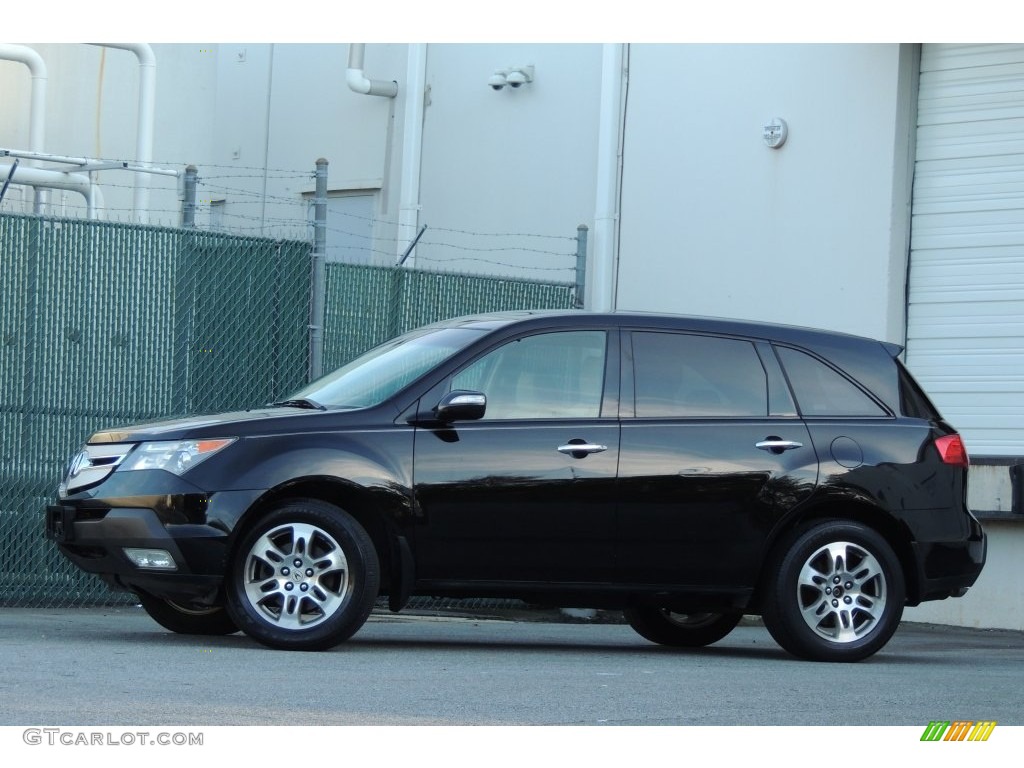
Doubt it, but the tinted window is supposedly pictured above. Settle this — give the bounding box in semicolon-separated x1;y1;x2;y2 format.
292;327;484;408
776;346;888;417
451;331;606;420
897;360;942;421
632;332;768;417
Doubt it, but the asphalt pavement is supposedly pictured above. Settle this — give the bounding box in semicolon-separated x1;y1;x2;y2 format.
0;605;1021;726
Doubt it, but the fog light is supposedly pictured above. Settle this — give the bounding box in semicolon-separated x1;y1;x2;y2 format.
123;548;178;570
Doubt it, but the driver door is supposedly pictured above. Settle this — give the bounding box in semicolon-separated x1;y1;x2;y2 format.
412;328;620;585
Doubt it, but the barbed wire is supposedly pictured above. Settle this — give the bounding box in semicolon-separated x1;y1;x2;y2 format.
2;160;582;278
412;254;575;273
415;239;573;258
197;179;578;241
2;209;578;266
10;162;580;240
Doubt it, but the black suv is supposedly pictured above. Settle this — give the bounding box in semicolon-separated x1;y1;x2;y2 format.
46;311;985;661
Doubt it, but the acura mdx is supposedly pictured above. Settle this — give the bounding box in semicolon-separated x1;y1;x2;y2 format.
46;311;986;661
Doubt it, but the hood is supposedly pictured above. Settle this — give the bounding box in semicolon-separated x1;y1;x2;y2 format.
87;406;324;444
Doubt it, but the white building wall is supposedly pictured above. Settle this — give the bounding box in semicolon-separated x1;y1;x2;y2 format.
1;43;218;222
211;43;405;245
0;43;405;247
413;44;603;281
615;44;917;344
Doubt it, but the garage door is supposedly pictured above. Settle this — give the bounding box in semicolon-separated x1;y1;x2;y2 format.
907;44;1024;457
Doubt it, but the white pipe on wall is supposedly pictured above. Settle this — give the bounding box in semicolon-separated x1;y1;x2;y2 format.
89;43;156;224
0;163;105;218
0;44;48;213
395;44;426;265
591;44;627;312
346;43;398;98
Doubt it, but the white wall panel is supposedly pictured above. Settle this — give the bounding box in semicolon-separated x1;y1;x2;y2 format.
613;44;915;344
907;44;1024;456
414;44;602;280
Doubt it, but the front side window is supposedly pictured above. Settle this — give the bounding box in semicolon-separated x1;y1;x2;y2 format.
632;332;768;418
451;331;607;420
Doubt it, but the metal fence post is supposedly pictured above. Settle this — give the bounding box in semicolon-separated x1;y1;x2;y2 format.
387;224;428;340
309;158;328;381
19;217;42;462
180;165;198;227
574;224;589;309
387;266;405;340
172;228;195;415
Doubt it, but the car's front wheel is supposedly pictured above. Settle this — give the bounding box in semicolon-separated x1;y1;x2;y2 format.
761;520;905;662
225;499;380;651
624;606;743;647
137;592;239;636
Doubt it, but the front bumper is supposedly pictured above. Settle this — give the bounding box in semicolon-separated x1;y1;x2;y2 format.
45;484;263;603
46;503;227;602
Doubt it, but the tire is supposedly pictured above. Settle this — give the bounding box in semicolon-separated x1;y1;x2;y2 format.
137;592;239;636
761;520;905;662
225;499;380;651
624;606;742;647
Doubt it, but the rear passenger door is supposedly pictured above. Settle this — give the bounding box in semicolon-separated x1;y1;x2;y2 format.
615;331;819;590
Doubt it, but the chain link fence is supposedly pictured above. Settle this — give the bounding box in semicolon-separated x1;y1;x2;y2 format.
323;263;575;370
1;214;311;606
1;212;576;607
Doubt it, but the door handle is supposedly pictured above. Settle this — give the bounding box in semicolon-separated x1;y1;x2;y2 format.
557;443;608;456
756;438;804;453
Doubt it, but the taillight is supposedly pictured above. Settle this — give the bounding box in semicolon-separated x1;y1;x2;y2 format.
935;434;969;467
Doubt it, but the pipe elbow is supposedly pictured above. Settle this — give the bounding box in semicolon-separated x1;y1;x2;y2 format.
0;44;47;78
94;42;156;68
346;68;398;98
345;68;372;94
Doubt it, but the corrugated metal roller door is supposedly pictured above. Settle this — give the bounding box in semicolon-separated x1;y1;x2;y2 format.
907;44;1024;457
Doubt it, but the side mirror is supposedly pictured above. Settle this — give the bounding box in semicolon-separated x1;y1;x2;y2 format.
434;390;486;423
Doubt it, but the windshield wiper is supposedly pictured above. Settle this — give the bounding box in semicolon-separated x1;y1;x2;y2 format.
268;398;327;411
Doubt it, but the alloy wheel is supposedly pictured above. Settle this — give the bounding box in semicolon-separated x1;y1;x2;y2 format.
241;522;354;631
796;540;887;643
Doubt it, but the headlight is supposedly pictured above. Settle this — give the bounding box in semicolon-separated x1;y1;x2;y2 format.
119;439;236;476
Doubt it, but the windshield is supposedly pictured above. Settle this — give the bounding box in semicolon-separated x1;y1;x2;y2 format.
288;327;485;409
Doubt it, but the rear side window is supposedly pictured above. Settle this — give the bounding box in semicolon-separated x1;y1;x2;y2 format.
632;332;768;417
776;346;888;417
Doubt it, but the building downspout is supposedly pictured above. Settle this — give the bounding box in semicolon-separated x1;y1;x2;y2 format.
89;43;156;224
592;44;628;312
395;44;426;266
346;44;412;264
0;44;48;213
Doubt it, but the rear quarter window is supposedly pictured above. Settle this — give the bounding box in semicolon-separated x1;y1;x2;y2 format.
896;360;943;421
776;346;889;418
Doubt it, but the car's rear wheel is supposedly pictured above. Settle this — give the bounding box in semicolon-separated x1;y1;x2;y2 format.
137;592;239;636
225;498;380;651
761;520;905;662
624;606;743;647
